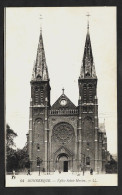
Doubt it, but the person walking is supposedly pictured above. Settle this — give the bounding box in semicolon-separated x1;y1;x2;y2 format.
83;166;85;176
90;168;93;175
59;167;61;174
27;169;30;175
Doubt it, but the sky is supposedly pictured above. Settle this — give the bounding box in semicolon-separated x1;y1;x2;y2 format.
5;7;117;155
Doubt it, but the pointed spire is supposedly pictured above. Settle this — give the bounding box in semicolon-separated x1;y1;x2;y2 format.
80;14;96;79
31;28;49;81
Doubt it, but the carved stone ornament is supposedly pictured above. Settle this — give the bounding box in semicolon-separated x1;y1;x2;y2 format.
36;75;42;81
53;122;74;144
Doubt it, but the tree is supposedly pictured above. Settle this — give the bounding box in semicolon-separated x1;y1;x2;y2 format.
6;124;18;172
6;124;17;148
105;155;118;173
15;143;30;171
6;124;30;172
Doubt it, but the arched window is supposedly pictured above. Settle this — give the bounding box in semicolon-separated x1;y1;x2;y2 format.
89;84;93;102
35;119;44;142
83;116;93;141
53;122;74;144
37;143;40;151
86;157;90;165
83;84;87;103
34;87;40;104
40;86;44;104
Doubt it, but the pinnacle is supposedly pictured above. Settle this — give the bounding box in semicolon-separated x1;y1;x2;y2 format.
80;23;96;79
31;30;49;81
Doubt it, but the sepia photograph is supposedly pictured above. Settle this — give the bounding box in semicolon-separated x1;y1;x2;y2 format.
5;7;117;186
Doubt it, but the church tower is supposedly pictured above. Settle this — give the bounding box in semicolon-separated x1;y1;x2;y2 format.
78;19;99;171
28;29;51;171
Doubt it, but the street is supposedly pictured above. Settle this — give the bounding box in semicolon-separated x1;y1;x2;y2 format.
6;171;117;187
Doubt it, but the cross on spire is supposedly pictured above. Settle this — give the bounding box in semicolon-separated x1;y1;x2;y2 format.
31;15;49;81
39;14;43;32
86;13;90;19
80;13;96;79
62;88;65;94
86;13;90;30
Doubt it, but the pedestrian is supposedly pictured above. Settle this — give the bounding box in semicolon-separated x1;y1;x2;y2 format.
90;168;93;175
27;169;30;175
59;167;61;174
83;167;84;176
12;169;15;179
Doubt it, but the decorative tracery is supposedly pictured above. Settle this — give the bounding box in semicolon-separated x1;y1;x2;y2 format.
53;122;74;144
40;86;44;104
83;116;93;141
88;84;93;102
35;118;44;142
34;87;40;104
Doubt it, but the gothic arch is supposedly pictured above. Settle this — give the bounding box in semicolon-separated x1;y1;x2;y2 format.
34;86;40;104
88;83;93;102
54;146;73;161
34;118;44;142
83;116;93;141
83;84;87;103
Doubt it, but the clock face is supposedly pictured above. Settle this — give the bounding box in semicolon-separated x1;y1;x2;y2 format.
60;99;67;106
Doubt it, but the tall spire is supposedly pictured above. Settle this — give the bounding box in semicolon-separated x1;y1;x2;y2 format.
80;14;96;79
87;13;90;33
31;28;49;81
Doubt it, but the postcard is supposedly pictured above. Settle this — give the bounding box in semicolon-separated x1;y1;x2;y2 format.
5;7;117;187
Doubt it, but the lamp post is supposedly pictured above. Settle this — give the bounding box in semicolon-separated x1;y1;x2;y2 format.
48;158;50;175
37;157;40;175
30;161;32;173
37;157;43;176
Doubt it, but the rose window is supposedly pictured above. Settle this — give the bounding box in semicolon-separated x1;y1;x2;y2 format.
53;122;74;144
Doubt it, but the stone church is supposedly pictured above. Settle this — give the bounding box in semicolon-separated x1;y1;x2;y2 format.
27;21;108;173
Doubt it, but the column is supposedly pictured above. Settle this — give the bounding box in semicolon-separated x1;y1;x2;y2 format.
94;96;98;172
29;98;33;170
77;96;82;172
44;97;49;173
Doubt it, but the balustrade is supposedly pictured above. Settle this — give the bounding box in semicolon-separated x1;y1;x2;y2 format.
50;109;78;115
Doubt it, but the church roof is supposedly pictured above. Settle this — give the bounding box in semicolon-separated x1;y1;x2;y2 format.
80;20;97;79
51;92;76;110
31;29;49;81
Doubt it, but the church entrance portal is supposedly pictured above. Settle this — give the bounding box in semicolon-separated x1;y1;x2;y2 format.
56;153;69;172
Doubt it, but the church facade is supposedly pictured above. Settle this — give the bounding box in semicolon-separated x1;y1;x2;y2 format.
27;22;108;173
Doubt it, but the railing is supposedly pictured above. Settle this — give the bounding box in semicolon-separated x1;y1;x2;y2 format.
50;109;78;115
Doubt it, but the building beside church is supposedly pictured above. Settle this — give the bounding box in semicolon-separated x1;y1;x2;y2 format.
27;21;108;173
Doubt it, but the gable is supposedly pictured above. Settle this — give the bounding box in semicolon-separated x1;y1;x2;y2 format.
51;94;76;110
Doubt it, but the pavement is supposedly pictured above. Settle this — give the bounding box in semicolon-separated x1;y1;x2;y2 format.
6;171;118;187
